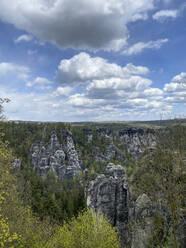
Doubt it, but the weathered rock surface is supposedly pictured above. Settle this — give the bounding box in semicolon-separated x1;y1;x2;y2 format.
12;158;21;169
131;194;154;248
83;127;156;162
86;163;129;245
118;128;156;159
86;164;156;248
30;131;81;179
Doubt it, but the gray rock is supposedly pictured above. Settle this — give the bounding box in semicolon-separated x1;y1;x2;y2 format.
105;143;116;160
83;127;156;162
119;128;156;159
30;131;81;179
12;158;21;169
86;163;129;246
86;165;156;248
131;194;154;248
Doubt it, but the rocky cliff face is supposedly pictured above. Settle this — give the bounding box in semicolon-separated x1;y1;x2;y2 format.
30;131;81;179
86;163;129;245
83;127;156;162
130;194;154;248
118;128;156;159
86;163;155;248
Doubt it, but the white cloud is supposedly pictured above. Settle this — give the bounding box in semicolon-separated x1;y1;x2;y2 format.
52;86;73;97
122;39;169;55
54;52;171;119
86;77;152;99
1;58;184;122
153;9;179;22
26;77;52;89
0;0;155;51
56;52;149;83
164;72;186;104
143;88;163;97
172;72;186;84
164;82;186;93
14;34;33;43
0;84;71;121
68;94;105;108
0;62;30;80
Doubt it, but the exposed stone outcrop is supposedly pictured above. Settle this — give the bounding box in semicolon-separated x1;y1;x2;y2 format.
30;131;81;179
12;158;21;169
131;194;154;248
86;164;156;248
86;163;129;246
83;127;156;161
118;128;156;159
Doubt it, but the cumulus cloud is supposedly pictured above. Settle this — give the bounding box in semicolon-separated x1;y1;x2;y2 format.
86;77;152;99
26;77;52;90
14;34;33;43
172;72;186;84
67;92;171;120
1;56;181;121
0;62;30;80
56;52;149;83
164;72;186;104
122;39;169;55
54;52;170;119
0;0;155;51
0;86;62;121
153;9;179;22
52;86;73;97
164;82;186;93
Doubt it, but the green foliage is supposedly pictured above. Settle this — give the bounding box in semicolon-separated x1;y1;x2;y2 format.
132;125;186;247
0;121;68;163
16;166;86;224
49;209;120;248
0;132;22;248
0;129;119;248
0;131;55;248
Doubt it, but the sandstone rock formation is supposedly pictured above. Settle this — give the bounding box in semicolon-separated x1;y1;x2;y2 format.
86;163;129;246
131;194;154;248
118;128;156;159
30;131;81;179
12;158;21;169
86;163;155;248
83;127;156;162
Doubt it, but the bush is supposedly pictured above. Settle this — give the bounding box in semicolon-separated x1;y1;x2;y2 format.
49;209;120;248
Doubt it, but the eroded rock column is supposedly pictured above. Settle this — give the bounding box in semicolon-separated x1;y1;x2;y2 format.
86;163;129;245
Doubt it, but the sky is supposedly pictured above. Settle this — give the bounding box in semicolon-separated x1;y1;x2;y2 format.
0;0;186;122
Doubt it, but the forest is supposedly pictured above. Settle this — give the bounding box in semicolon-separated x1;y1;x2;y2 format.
0;99;185;248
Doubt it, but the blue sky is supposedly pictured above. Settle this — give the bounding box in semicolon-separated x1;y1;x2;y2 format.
0;0;185;121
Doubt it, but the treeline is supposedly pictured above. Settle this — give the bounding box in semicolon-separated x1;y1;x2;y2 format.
0;121;69;163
